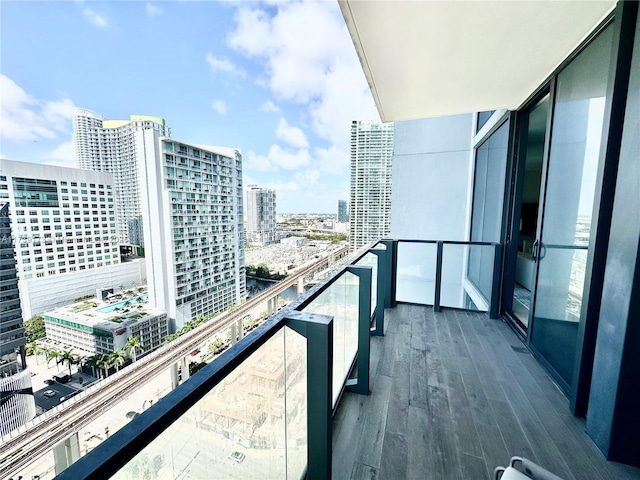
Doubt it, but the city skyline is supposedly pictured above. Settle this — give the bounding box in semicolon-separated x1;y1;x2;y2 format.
0;1;379;213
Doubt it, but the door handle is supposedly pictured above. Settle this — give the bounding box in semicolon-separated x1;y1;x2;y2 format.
532;239;539;262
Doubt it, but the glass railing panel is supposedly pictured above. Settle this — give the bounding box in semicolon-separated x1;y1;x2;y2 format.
283;326;307;478
442;244;495;311
112;328;293;479
396;241;436;305
299;271;359;407
354;252;377;318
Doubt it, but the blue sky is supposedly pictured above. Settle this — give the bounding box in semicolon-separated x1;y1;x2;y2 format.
0;0;378;213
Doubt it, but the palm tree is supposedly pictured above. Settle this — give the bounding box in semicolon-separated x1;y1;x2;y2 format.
96;354;111;379
125;336;143;363
59;349;78;377
109;349;126;372
45;348;60;370
84;355;100;378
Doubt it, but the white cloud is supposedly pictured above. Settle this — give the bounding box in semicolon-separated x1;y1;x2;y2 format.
227;1;378;168
275;117;308;149
44;140;76;168
0;75;75;143
205;53;245;77
245;144;312;172
211;100;228;116
83;8;108;28
145;2;163;17
260;100;281;114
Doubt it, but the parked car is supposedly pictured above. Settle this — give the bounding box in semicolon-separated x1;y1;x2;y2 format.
229;451;246;463
43;390;56;398
43;379;54;385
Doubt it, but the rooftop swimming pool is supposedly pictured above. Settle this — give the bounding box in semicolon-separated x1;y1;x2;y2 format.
98;294;148;313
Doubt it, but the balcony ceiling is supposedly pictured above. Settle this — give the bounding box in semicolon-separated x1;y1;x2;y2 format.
339;0;616;122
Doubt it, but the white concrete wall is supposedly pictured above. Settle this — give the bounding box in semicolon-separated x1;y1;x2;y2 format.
391;114;474;241
391;114;475;308
20;259;146;319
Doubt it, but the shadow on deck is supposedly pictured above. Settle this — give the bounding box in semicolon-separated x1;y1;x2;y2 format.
332;304;640;480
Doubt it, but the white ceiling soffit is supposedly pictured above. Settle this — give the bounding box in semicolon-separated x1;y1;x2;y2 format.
339;0;616;122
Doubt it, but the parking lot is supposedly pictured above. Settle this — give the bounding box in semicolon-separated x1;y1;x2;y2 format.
34;383;78;411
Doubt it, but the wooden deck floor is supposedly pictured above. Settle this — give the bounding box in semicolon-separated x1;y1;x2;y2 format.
332;304;640;480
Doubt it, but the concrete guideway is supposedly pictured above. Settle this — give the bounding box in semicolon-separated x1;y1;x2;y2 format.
0;245;348;480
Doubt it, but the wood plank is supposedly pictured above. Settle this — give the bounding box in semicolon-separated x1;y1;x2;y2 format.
378;432;408;480
426;385;462;479
475;421;511;474
500;381;575;480
385;362;409;436
459;452;489;480
349;462;378;480
407;405;433;479
409;347;428;408
445;369;483;457
410;306;429;350
332;393;365;476
490;399;537;462
353;374;392;469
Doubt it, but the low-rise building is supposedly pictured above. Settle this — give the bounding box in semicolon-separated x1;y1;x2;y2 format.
43;287;168;357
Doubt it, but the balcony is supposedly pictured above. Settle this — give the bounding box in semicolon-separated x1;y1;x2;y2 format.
56;240;640;480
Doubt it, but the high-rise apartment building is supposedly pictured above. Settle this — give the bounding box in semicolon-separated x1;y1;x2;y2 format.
337;199;349;223
0;202;35;436
0;160;120;280
74;108;168;247
136;130;246;331
245;185;277;246
349;120;394;251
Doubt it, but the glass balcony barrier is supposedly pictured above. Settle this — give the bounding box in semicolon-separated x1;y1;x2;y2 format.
55;242;387;480
394;240;502;318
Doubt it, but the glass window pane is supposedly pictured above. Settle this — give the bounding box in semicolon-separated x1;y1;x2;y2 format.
531;24;613;386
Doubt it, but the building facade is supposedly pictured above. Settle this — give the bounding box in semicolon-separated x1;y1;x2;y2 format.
349;120;394;251
0;160;120;281
245;185;277;246
337;199;349;223
0;203;36;436
136;130;246;331
43;288;168;357
74;108;167;247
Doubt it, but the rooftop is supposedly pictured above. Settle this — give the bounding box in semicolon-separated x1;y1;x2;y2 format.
44;286;163;332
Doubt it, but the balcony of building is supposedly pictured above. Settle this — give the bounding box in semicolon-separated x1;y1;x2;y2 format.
53;240;640;480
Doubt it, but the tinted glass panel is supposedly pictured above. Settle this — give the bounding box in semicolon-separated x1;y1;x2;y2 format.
531;25;613;387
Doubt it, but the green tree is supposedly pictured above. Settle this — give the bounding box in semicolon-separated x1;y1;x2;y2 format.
109;349;126;372
59;349;79;377
45;348;60;370
97;354;111;378
208;338;224;353
24;315;46;342
84;355;100;378
125;336;143;362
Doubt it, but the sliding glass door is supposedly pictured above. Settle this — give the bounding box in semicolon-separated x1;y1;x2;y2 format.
528;24;614;389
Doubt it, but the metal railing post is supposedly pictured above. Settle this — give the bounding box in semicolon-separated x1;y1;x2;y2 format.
490;243;503;319
345;266;372;395
380;239;394;308
284;312;334;480
370;249;386;336
434;241;444;312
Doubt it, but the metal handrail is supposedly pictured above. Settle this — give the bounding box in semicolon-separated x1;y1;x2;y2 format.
54;243;384;480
